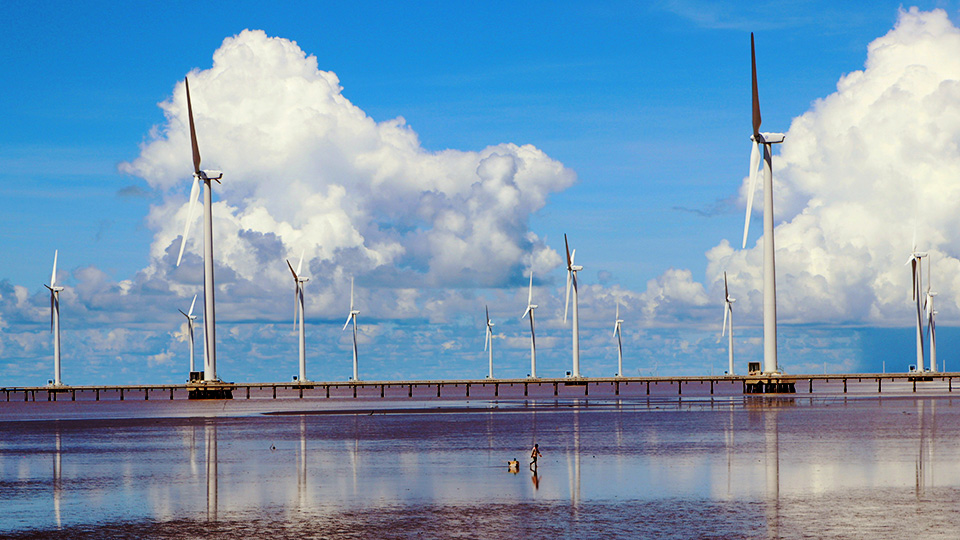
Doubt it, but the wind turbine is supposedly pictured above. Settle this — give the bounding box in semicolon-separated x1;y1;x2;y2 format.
612;301;624;377
286;251;309;382
907;245;927;372
925;261;937;373
741;33;785;375
564;234;583;378
521;267;538;378
45;250;64;386
721;272;736;376
342;277;360;381
175;77;223;383
178;294;198;375
484;306;495;379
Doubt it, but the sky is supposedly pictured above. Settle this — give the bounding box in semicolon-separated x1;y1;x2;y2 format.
3;1;960;385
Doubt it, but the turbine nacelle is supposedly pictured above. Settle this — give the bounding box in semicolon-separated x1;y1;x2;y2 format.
751;133;784;145
198;170;223;182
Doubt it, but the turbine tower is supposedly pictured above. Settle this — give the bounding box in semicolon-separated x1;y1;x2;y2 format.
342;277;360;381
612;301;624;377
741;33;785;375
925;261;937;373
721;272;736;375
907;246;927;372
45;250;64;386
564;234;583;377
178;294;198;374
521;267;538;378
484;306;495;379
286;251;309;382
176;77;223;382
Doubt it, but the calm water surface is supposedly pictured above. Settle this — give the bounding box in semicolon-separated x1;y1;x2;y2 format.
2;395;960;539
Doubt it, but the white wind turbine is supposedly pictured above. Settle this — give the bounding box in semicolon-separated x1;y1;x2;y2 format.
925;261;937;373
178;294;198;374
721;272;736;376
45;250;64;386
286;251;309;382
521;267;538;378
907;242;927;372
741;33;785;375
612;301;624;377
484;306;495;379
175;77;223;382
564;234;583;378
342;277;360;381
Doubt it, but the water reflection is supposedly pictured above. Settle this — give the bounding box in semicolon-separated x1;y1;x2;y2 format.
764;405;780;540
205;422;217;521
53;430;62;529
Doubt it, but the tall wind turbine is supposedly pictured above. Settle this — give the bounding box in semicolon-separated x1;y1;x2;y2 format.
176;77;223;382
741;33;785;375
484;306;495;379
612;301;624;377
342;277;360;381
45;250;64;386
286;251;309;382
925;261;937;373
721;272;736;376
521;267;538;378
178;294;198;374
564;234;583;378
907;245;927;372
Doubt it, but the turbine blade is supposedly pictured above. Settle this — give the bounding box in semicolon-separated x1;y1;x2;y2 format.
528;269;534;305
722;304;729;337
911;260;918;302
178;309;187;317
564;270;572;323
188;294;197;317
176;178;201;267
286;259;298;280
350;277;355;311
612;322;618;339
521;306;531;320
293;284;299;332
486;305;490;324
724;272;729;299
484;327;490;351
51;250;58;287
343;313;352;332
296;249;304;276
185;77;201;174
570;249;576;266
742;142;761;249
564;234;572;269
616;301;620;319
751;33;762;136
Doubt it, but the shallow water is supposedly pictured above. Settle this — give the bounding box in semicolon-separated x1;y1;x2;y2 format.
2;395;960;539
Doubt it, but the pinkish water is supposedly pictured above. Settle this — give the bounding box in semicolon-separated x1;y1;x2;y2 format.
2;394;960;539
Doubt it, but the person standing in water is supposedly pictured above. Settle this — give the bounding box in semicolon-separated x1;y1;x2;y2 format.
530;443;542;470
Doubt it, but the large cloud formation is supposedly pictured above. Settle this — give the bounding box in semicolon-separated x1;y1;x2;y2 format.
649;8;960;328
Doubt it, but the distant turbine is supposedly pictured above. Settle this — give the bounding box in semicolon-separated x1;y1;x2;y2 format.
178;294;198;374
44;250;64;386
741;33;785;375
925;260;937;373
721;272;736;376
484;306;495;379
521;265;538;378
612;301;624;377
907;244;927;372
286;251;309;382
563;234;583;377
175;77;223;382
342;277;360;381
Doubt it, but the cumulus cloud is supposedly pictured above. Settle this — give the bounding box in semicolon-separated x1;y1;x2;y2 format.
648;8;960;327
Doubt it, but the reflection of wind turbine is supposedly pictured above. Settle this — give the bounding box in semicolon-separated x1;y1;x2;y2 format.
298;416;308;509
484;306;495;379
286;251;309;382
721;272;736;375
179;294;198;374
764;406;780;538
176;77;224;382
45;250;65;386
205;422;218;522
53;430;62;529
342;277;360;381
564;234;583;377
741;34;785;375
907;244;927;372
613;301;624;377
521;266;538;378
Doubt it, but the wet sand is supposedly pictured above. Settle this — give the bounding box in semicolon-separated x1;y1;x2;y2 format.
3;394;960;539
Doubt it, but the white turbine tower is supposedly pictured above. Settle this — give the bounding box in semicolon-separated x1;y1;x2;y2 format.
741;33;785;375
484;306;495;379
564;234;583;378
721;272;736;376
612;301;624;377
176;77;223;382
907;245;927;372
178;294;198;375
286;251;309;382
925;261;937;373
45;250;64;386
521;267;538;378
342;277;360;381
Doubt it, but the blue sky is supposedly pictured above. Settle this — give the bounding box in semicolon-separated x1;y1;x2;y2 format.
2;1;960;385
